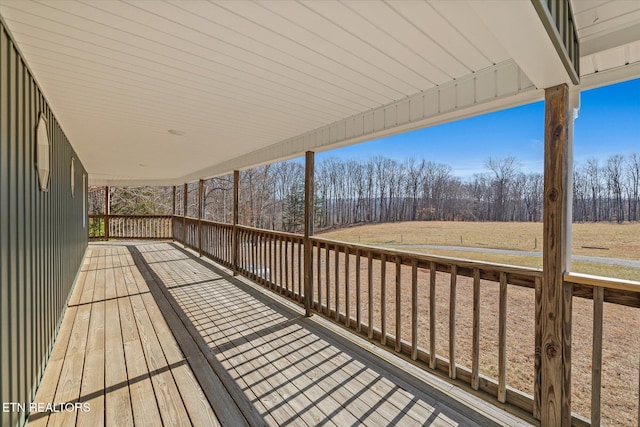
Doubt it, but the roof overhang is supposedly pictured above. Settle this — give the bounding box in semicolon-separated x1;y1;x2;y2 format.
0;0;638;186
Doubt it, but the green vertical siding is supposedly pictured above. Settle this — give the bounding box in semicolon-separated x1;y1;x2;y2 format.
1;20;88;427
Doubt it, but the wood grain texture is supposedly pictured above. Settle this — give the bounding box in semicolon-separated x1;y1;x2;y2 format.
335;246;340;321
368;251;374;340
356;249;362;332
429;261;437;370
591;286;603;427
395;256;401;352
534;277;542;420
541;83;572;426
33;245;229;427
381;253;387;346
449;265;457;380
411;259;418;361
345;246;351;327
326;244;330;315
471;268;481;391
498;272;508;403
233;171;239;274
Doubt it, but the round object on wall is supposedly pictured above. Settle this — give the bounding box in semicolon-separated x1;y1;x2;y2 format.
36;114;50;191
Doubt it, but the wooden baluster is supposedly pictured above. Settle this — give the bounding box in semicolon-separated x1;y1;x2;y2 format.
297;241;302;302
325;244;330;315
285;237;289;295
591;286;604;427
183;183;188;248
264;234;268;286
395;256;402;352
471;267;481;390
430;261;437;369
411;258;418;361
498;272;508;403
345;246;350;327
269;234;274;289
292;239;296;298
316;243;322;312
356;249;361;333
232;171;239;275
279;237;284;294
335;245;340;322
254;233;258;279
534;276;542;420
381;253;387;346
368;251;374;340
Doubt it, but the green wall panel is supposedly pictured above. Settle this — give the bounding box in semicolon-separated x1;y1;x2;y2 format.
0;20;88;427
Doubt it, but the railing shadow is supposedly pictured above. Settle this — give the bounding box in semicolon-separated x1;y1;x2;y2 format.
130;241;508;426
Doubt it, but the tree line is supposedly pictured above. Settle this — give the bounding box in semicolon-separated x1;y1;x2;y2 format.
89;151;640;232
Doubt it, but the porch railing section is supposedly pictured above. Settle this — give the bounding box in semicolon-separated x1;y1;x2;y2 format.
308;236;542;415
88;214;173;240
90;213;639;425
236;225;305;302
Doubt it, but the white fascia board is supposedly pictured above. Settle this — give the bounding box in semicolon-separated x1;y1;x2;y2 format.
579;60;640;92
469;0;574;89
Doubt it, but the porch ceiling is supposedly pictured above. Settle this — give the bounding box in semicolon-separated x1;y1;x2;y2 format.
1;0;639;186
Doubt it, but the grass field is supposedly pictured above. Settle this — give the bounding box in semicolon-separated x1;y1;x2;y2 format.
316;221;640;424
319;221;640;281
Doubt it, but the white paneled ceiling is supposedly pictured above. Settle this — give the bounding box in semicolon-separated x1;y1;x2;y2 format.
1;0;639;186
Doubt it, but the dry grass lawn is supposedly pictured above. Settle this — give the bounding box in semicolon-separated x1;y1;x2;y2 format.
315;221;640;425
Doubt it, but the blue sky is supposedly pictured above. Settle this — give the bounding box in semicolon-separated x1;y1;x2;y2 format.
316;77;640;178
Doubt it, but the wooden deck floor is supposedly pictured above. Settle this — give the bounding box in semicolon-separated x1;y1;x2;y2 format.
32;242;533;426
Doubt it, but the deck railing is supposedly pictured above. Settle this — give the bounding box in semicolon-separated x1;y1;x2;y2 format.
106;214;639;425
308;236;542;415
88;214;173;240
562;273;640;426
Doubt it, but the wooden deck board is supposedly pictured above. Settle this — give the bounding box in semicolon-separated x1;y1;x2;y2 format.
48;304;91;427
33;242;533;427
31;243;221;427
104;299;134;427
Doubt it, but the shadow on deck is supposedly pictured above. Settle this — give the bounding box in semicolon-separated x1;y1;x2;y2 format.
33;242;534;426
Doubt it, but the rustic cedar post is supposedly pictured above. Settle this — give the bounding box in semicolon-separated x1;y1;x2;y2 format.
538;83;575;426
172;185;176;240
198;179;204;257
172;185;176;215
183;183;188;245
232;170;239;275
104;186;110;240
304;151;315;317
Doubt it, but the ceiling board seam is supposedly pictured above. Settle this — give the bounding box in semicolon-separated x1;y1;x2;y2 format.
298;0;430;90
288;0;423;94
21;0;373;111
166;0;398;103
428;1;497;66
383;0;472;74
6;18;367;114
18;43;353;121
344;0;460;78
117;0;383;106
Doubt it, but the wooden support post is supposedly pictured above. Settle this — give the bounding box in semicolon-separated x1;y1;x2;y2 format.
172;186;176;215
198;179;204;257
304;151;315;317
104;186;110;240
233;171;239;276
183;183;188;245
539;83;573;426
171;185;177;240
